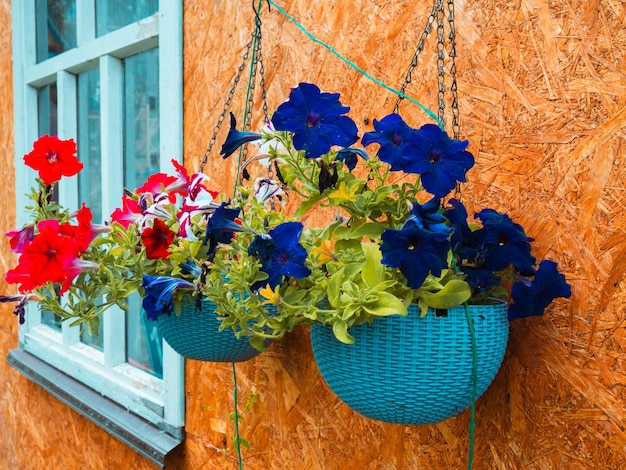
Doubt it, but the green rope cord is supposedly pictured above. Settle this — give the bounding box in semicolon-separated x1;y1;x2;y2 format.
232;362;244;469
462;302;478;469
267;0;444;128
448;252;477;470
232;6;265;468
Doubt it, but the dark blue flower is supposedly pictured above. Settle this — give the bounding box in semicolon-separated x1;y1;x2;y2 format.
444;198;473;257
408;124;475;198
508;260;571;321
460;266;500;293
141;275;196;321
407;197;451;237
271;83;359;159
203;202;242;259
220;113;262;159
472;209;536;273
335;147;369;171
248;233;274;265
380;223;451;289
0;294;37;324
361;114;421;170
179;260;202;278
248;221;311;289
363;117;475;198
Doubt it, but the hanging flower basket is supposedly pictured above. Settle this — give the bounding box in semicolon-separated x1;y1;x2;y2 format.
157;299;264;362
310;303;509;425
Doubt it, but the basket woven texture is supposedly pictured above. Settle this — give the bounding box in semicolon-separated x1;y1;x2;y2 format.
157;299;263;362
310;303;509;425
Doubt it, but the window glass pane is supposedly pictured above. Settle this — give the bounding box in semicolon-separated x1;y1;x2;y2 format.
37;83;57;136
76;67;104;349
96;0;158;37
37;83;62;330
36;0;77;62
123;49;162;378
127;294;163;378
80;311;104;350
124;49;159;190
77;67;102;222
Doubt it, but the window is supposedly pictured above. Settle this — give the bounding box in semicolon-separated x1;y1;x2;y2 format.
10;1;183;465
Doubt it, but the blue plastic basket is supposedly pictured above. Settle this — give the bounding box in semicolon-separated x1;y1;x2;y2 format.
310;303;509;425
156;299;264;362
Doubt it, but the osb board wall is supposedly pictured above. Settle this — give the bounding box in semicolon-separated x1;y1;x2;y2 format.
0;0;622;469
175;0;626;469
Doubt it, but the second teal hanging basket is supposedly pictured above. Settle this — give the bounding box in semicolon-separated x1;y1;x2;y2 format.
310;303;509;425
157;298;264;362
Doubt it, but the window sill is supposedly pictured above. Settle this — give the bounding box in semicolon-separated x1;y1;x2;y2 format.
7;349;183;468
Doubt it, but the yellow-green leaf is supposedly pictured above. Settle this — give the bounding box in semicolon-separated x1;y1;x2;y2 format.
361;242;383;289
420;279;471;309
332;319;355;344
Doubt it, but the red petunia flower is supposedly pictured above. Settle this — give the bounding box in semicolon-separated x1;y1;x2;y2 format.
164;159;191;195
5;219;99;294
60;203;109;254
141;218;175;260
23;220;80;287
6;220;77;292
23;135;83;185
5;262;38;293
136;172;178;199
111;195;143;229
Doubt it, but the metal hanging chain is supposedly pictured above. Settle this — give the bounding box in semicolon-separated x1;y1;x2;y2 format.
394;0;461;141
436;0;446;128
198;32;256;173
393;1;440;114
198;0;268;174
447;0;460;140
253;3;269;124
239;6;269;170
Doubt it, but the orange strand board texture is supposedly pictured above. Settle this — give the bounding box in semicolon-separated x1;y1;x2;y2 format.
2;0;626;468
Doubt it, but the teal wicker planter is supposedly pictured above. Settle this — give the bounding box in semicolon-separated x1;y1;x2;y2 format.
156;299;264;362
310;303;509;425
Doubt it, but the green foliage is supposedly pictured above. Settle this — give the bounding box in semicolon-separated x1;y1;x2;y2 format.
241;132;473;344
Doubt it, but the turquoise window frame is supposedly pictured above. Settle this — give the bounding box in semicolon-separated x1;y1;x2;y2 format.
10;1;184;465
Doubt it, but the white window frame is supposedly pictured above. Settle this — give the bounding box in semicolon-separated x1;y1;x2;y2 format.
11;0;184;452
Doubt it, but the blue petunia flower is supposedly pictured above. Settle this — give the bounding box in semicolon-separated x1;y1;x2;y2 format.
460;266;500;293
472;208;536;273
335;147;369;171
361;113;421;170
220;113;263;159
179;260;202;278
271;83;359;159
380;222;451;289
508;260;571;321
406;197;451;237
203;202;242;259
141;275;196;321
363;117;475;198
444;198;473;257
248;221;311;290
407;124;475;198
